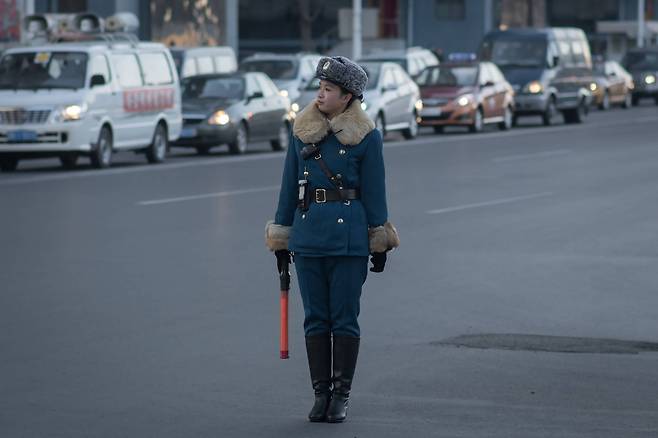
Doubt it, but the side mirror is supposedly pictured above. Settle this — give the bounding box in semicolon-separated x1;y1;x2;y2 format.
247;91;264;101
552;56;560;67
90;74;106;87
482;80;495;88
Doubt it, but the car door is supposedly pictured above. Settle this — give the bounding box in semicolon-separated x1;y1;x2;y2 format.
110;51;147;148
244;73;267;140
478;64;498;119
380;66;404;125
255;73;283;135
87;53;117;140
487;63;508;117
392;66;415;122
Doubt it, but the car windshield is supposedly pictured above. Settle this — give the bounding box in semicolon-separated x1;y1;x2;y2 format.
593;62;606;74
240;59;298;80
415;65;477;87
0;51;88;90
486;39;547;67
182;76;245;100
359;62;382;89
623;52;658;71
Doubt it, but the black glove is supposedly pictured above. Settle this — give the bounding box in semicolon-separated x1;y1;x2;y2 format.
275;250;291;273
369;252;387;273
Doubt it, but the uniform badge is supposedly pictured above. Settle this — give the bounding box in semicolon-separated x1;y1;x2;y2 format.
323;61;331;70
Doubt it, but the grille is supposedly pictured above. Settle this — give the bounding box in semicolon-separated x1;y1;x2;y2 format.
0;109;51;125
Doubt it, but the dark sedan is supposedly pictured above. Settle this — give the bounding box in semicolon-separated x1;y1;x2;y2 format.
172;73;292;155
622;48;658;106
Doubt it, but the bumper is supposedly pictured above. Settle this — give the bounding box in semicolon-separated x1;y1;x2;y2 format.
417;104;475;126
513;93;548;114
0;120;96;154
172;123;238;146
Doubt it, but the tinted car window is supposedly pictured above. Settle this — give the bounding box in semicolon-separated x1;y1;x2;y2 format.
490;39;547;67
139;52;173;85
623;51;658;70
416;65;477;86
112;53;143;87
182;76;245;99
241;60;299;80
0;51;88;90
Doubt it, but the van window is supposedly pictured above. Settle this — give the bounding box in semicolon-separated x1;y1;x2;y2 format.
89;54;111;85
197;56;214;74
112;53;143;87
0;51;88;90
490;39;547;67
139;52;173;85
214;55;236;73
182;58;197;78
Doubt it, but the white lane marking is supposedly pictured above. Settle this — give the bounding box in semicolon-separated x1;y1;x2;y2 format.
493;149;572;163
427;192;554;215
138;185;279;206
1;114;657;187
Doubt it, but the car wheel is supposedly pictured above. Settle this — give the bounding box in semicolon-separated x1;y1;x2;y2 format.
498;106;513;130
59;153;79;169
270;122;290;151
598;91;610;110
0;157;19;172
90;126;112;169
542;97;557;126
229;122;248;155
146;123;168;164
375;113;386;138
563;99;586;124
401;113;418;140
433;125;444;134
469;108;484;133
622;91;632;109
195;146;212;155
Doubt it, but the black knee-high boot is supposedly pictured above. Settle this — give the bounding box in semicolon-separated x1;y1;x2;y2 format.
305;334;332;422
326;336;360;423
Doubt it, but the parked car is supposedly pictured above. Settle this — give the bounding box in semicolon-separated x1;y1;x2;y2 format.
359;61;421;139
358;46;439;78
416;59;515;133
590;59;634;110
622;47;658;105
239;52;322;103
170;46;237;80
480;27;592;125
172;72;292;155
0;41;182;171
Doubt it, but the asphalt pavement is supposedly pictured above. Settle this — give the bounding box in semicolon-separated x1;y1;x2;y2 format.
2;103;658;437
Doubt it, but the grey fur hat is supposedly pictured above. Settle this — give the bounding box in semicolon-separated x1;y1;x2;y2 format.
315;56;368;99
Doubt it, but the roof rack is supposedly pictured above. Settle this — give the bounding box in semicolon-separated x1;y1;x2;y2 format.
50;31;139;46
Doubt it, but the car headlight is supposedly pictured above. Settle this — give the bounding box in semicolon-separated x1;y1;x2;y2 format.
414;99;423;111
524;80;543;94
645;74;656;85
58;103;87;122
291;102;300;112
589;82;598;91
360;102;368;111
208;110;230;125
457;94;473;107
279;89;289;97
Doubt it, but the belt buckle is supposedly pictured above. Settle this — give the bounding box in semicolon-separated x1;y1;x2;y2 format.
315;188;327;203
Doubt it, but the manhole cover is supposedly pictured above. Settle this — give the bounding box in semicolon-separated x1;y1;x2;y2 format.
434;334;658;354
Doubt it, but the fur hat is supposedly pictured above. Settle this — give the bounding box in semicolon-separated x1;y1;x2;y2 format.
315;56;368;98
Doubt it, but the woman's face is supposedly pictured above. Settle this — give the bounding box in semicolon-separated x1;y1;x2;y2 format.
316;80;352;116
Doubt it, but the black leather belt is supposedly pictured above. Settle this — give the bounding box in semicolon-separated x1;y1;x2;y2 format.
313;188;360;203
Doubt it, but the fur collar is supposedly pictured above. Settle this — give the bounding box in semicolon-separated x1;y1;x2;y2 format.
293;99;375;146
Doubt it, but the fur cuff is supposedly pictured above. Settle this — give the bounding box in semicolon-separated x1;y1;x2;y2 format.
265;220;291;251
368;222;400;253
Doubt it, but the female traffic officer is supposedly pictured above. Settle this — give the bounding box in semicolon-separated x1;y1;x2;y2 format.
265;56;399;423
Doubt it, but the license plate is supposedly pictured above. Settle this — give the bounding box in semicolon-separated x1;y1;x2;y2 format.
179;127;197;138
421;107;442;116
7;130;38;143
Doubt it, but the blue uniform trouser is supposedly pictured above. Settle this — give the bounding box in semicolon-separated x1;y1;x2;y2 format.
294;255;368;338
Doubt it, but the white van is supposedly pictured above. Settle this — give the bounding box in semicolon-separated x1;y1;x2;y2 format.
0;40;182;171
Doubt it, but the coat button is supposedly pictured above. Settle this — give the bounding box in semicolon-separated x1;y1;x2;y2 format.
339;148;346;155
337;218;344;224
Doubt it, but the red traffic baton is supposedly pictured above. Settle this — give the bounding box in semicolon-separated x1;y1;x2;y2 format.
279;259;291;359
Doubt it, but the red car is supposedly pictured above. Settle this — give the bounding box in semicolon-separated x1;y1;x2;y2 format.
416;59;515;133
